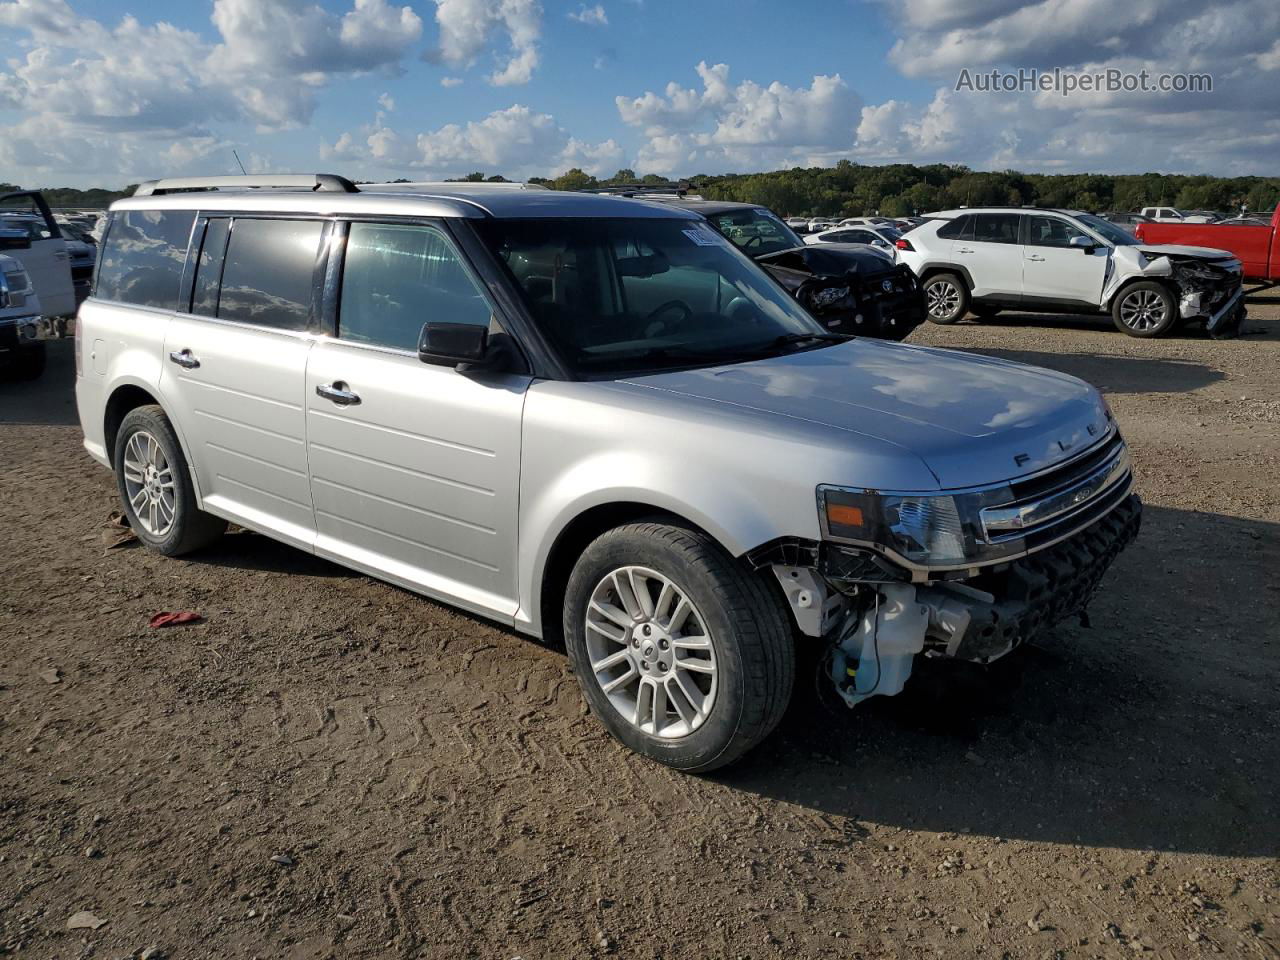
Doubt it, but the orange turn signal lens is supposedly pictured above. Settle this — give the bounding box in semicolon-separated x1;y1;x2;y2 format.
826;503;865;528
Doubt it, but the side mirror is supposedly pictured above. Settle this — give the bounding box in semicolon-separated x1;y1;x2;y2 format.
1069;235;1096;253
418;321;493;369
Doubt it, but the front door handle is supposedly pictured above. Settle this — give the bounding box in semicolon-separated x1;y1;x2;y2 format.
316;382;361;406
168;349;200;369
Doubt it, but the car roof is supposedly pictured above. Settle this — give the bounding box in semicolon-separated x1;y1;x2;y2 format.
925;207;1085;220
111;185;700;221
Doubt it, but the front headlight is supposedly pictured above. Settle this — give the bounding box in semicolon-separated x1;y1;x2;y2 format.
818;484;1017;570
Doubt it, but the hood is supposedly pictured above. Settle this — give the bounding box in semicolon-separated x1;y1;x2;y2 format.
622;339;1111;490
1135;243;1239;262
756;244;894;276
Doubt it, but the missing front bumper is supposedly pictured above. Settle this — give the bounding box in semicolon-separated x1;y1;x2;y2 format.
814;493;1142;708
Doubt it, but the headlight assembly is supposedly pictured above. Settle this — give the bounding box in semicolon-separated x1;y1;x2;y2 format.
817;439;1133;573
818;486;1003;569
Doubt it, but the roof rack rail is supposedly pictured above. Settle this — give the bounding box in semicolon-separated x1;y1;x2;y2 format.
133;174;359;197
582;182;704;201
364;180;550;191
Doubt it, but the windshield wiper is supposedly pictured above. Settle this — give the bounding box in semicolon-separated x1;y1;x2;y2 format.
742;332;852;355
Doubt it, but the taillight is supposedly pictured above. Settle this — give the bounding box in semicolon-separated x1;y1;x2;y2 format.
895;238;914;251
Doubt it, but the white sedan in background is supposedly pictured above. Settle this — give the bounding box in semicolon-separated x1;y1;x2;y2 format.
805;224;903;253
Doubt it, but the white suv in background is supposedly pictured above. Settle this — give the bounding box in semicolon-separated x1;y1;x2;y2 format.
897;208;1246;338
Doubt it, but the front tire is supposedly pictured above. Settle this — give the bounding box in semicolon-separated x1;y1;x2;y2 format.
1112;281;1176;338
923;273;969;324
113;405;226;556
564;521;794;772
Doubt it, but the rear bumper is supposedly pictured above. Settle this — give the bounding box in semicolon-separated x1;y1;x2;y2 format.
0;313;42;352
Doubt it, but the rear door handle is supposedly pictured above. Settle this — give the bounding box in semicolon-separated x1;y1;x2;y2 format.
1026;254;1046;261
168;349;200;369
316;382;361;406
955;246;974;254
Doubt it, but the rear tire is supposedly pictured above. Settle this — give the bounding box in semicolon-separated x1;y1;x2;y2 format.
563;521;794;772
1112;281;1176;338
923;273;969;324
113;405;226;556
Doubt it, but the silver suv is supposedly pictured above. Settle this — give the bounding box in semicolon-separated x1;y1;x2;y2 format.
75;175;1141;771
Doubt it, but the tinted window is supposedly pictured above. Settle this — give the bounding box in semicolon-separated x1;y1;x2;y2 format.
95;210;195;308
478;217;823;375
1027;216;1074;248
191;218;229;316
972;213;1020;244
339;222;492;351
217;219;323;330
936;215;972;240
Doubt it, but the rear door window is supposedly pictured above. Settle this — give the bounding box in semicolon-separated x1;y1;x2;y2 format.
216;218;324;331
971;213;1021;244
95;210;196;309
338;222;493;352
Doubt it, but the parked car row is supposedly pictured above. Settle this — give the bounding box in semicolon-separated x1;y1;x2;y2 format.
0;190;94;324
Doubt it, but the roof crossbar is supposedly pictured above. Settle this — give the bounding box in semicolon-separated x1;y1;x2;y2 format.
133;174;359;197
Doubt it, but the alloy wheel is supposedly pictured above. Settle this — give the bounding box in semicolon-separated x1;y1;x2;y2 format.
926;279;960;319
121;429;177;537
1118;289;1169;331
584;566;718;739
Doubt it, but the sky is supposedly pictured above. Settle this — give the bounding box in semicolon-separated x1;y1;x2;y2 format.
1;0;1278;189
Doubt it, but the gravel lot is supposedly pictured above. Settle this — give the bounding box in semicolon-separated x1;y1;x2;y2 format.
1;301;1277;960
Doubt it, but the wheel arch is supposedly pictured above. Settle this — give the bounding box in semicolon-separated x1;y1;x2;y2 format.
102;381;205;504
918;262;975;290
536;501;747;647
1105;274;1177;312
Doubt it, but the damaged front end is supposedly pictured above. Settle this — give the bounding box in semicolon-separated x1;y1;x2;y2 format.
757;245;926;342
751;432;1142;709
1110;246;1246;338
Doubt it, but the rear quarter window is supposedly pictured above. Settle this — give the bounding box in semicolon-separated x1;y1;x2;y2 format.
935;216;972;240
95;210;196;309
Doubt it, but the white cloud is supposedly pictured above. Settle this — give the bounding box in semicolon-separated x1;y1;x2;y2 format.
441;75;464;86
618;62;860;174
378;92;396;111
428;0;542;86
326;103;622;177
856;0;1280;175
0;0;424;183
569;4;608;26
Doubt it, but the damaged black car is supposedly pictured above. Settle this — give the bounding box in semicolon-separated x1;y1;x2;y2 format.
623;197;926;341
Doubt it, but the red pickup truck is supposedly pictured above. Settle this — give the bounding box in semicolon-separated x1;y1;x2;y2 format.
1135;203;1280;287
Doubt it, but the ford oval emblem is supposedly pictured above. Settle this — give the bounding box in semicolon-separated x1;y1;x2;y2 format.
881;279;894;292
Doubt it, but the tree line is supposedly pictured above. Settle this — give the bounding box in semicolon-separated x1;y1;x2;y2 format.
8;161;1280;217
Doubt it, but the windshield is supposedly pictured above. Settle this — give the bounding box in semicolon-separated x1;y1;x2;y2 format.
1076;214;1139;247
478;217;830;375
703;208;804;257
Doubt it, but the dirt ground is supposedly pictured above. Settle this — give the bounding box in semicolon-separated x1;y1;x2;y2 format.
1;300;1277;960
